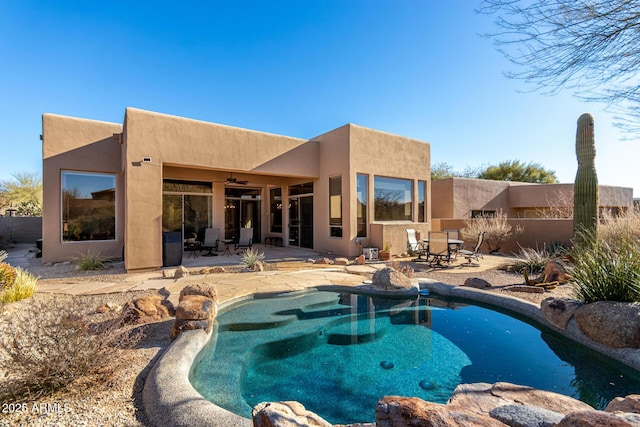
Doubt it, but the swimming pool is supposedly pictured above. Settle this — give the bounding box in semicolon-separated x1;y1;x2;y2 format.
189;290;640;424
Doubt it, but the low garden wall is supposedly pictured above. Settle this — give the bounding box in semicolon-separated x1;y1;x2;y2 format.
434;218;573;255
0;216;42;245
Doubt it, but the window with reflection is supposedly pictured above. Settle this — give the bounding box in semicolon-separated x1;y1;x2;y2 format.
62;171;116;241
374;176;412;221
329;176;342;237
356;174;367;237
418;180;426;222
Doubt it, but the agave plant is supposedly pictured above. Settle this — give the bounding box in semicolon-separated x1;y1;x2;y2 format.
240;248;265;269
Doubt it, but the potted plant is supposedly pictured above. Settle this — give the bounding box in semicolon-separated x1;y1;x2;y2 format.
379;241;392;261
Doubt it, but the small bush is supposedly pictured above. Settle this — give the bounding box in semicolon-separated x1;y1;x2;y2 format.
0;262;17;290
74;249;107;271
599;207;640;249
0;296;144;401
461;210;524;253
240;248;265;269
569;228;640;304
0;267;38;304
510;245;551;275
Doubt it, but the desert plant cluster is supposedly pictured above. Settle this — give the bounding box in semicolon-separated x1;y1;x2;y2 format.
0;250;38;304
0;295;144;402
461;210;524;254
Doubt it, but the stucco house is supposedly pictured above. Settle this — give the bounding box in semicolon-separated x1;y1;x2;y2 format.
42;108;431;270
432;177;633;253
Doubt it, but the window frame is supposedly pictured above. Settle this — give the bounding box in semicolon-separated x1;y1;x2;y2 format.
373;176;413;222
329;175;343;238
61;170;117;242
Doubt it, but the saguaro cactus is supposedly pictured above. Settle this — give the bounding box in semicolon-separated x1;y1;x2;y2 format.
573;113;599;241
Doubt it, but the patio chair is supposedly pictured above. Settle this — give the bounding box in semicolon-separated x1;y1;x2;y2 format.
444;229;461;259
235;227;253;253
427;231;451;267
459;231;485;266
201;228;220;256
406;228;427;261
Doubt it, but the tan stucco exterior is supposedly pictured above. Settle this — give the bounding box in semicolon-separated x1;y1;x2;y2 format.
432;177;634;253
41;108;431;270
42;114;124;262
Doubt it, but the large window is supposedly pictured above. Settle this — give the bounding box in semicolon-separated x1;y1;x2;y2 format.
356;174;367;237
374;176;412;221
418;180;426;222
62;171;116;241
329;176;342;237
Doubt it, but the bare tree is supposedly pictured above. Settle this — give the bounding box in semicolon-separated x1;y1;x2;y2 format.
480;0;640;133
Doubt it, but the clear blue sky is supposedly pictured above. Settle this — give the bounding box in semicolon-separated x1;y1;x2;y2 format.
1;1;637;196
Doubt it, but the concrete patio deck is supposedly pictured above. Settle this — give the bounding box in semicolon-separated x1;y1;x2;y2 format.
3;243;509;305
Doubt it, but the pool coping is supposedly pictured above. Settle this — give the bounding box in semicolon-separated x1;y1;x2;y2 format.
142;280;640;427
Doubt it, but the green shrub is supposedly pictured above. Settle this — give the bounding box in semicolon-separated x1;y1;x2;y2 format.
240;248;265;269
74;249;107;271
510;245;551;275
569;228;640;304
0;296;144;400
0;267;38;304
0;262;17;290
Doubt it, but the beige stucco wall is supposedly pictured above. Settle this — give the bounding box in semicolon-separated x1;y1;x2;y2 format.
42;108;432;268
437;218;573;255
449;178;512;218
41;114;124;263
123;108;319;270
349;125;431;256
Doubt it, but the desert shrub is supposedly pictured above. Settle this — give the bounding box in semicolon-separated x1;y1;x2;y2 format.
240;247;265;269
0;267;38;304
598;207;640;249
0;262;17;290
461;210;524;253
390;260;413;278
510;245;551;275
0;296;144;401
74;248;107;271
569;228;640;304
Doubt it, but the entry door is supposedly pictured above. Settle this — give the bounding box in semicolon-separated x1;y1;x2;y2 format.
288;196;313;248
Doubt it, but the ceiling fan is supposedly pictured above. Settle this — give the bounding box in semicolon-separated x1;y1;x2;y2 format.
225;173;248;185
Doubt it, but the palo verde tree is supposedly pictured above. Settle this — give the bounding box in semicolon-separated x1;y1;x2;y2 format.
0;172;43;216
480;0;640;134
477;160;558;183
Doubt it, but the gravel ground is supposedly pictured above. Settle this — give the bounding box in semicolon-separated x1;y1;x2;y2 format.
0;259;574;426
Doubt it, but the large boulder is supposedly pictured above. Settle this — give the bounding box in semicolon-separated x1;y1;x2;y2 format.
489;404;564;426
252;401;332;427
541;297;584;330
574;302;640;348
120;295;175;325
171;283;218;339
462;277;492;289
556;410;640;426
371;267;414;292
539;260;571;284
179;282;218;301
447;382;593;417
606;395;640;414
376;396;503;427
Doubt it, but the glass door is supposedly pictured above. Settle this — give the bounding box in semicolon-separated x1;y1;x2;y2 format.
288;198;300;246
288;196;313;248
162;194;212;240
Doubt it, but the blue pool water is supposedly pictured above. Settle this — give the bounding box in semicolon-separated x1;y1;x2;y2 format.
190;291;640;424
